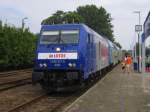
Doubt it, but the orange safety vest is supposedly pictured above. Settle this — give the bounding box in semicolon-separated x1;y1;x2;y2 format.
126;57;132;65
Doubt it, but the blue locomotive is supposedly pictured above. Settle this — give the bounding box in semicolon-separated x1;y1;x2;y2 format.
32;24;122;91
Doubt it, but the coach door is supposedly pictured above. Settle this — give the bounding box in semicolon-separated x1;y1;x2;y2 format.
86;33;93;73
99;41;101;70
90;34;94;71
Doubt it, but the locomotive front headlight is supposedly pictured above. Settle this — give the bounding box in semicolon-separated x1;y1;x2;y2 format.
72;63;76;67
43;63;47;67
68;63;73;67
39;63;43;67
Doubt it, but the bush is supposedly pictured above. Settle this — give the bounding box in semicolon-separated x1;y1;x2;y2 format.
0;21;37;71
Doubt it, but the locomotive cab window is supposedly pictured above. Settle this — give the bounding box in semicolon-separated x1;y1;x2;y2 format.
40;31;59;44
40;30;79;44
61;30;79;44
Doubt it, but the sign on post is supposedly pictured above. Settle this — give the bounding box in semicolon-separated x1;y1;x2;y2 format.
135;25;142;32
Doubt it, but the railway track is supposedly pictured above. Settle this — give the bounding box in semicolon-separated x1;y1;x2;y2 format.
0;67;111;112
0;68;32;78
6;92;79;112
4;79;100;112
7;93;46;112
0;77;32;91
0;68;33;91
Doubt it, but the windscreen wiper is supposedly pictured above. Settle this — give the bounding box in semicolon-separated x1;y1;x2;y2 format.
58;31;64;44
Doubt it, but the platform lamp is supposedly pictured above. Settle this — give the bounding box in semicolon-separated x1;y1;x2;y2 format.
134;11;142;72
22;17;28;30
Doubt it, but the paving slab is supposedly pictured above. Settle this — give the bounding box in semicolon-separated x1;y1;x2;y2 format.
63;65;150;112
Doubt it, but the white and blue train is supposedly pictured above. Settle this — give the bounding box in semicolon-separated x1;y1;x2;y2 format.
32;24;122;92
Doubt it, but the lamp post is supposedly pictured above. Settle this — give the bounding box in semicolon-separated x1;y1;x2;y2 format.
22;17;28;30
134;11;142;72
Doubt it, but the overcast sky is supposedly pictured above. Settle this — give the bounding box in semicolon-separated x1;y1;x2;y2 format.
0;0;150;50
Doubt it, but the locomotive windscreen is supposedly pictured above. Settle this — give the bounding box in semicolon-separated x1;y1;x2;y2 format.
40;30;79;44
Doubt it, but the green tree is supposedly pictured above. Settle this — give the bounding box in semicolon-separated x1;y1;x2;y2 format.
146;47;150;55
77;5;114;41
114;41;122;49
42;10;84;25
63;11;84;23
0;22;37;71
41;5;121;45
0;20;2;30
43;10;65;25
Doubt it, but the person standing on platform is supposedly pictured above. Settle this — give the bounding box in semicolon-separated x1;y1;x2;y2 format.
121;56;127;73
126;55;132;74
147;55;150;70
146;55;149;70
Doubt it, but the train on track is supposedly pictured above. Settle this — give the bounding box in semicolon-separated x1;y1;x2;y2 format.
32;24;122;92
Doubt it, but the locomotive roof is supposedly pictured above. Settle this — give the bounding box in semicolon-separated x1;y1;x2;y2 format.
41;24;99;32
107;39;114;48
41;24;84;30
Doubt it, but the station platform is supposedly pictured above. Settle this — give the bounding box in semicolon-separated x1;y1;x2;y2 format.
63;65;150;112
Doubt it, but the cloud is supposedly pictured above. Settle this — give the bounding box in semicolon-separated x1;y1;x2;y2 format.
101;0;150;49
0;6;26;27
0;0;150;49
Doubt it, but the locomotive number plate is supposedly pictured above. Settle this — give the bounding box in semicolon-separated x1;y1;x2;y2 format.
38;53;78;59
